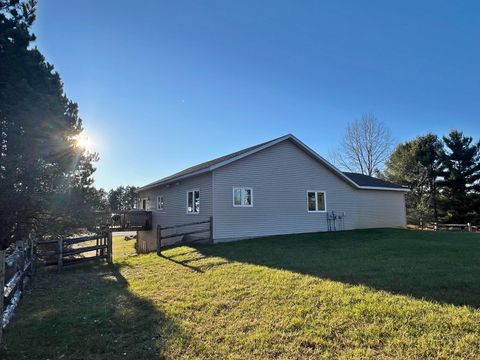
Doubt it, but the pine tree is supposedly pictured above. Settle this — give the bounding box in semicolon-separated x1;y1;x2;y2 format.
385;134;443;223
415;134;444;221
0;0;99;247
439;130;480;222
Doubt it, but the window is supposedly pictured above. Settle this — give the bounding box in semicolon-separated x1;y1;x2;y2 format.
157;195;164;210
307;191;326;212
187;189;200;214
142;199;147;210
233;187;253;207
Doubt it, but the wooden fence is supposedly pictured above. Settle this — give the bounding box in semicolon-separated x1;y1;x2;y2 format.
36;233;112;270
0;233;112;343
157;217;213;255
433;223;477;232
0;238;34;342
419;219;478;232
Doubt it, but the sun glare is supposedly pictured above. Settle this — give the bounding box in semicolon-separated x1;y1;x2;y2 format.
75;134;93;151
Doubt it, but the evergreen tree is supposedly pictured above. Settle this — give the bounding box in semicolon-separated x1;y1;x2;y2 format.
414;134;444;221
438;130;480;222
385;134;443;223
0;0;99;247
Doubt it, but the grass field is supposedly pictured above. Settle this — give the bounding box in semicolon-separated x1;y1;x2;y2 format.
2;229;480;359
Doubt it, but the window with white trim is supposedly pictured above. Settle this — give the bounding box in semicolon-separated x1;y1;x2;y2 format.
307;191;326;212
233;187;253;207
157;195;164;210
186;189;200;214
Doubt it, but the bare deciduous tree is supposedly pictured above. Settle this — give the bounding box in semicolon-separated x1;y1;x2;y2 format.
330;114;394;176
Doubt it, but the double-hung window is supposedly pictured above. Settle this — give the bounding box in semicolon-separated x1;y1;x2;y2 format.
233;187;253;207
307;191;326;212
187;189;200;214
157;195;164;211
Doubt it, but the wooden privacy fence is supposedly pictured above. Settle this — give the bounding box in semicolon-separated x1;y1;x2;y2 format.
157;216;213;255
36;233;112;270
1;238;34;342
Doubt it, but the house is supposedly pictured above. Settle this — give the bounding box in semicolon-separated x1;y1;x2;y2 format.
135;134;407;252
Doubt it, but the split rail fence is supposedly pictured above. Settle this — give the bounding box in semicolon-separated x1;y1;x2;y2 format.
1;233;112;343
157;216;213;255
0;238;34;343
419;220;478;232
35;233;112;269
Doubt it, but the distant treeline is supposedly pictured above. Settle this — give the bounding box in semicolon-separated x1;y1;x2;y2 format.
384;130;480;225
95;186;138;212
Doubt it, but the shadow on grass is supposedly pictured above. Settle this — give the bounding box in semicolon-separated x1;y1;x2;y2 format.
1;261;187;360
160;250;232;272
158;253;205;273
193;228;480;308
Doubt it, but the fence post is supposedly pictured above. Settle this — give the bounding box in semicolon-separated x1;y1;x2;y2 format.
100;234;105;257
209;216;213;243
57;239;63;271
19;242;26;296
30;238;35;276
0;250;5;343
156;225;162;256
467;223;472;232
107;232;113;264
434;222;438;231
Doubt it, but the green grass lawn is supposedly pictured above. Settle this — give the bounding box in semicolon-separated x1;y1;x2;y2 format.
2;229;480;359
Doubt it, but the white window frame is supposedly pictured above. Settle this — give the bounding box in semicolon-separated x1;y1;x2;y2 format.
186;189;200;214
157;195;165;211
307;190;327;213
232;187;253;207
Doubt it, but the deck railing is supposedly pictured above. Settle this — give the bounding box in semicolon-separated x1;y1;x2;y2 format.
96;210;152;231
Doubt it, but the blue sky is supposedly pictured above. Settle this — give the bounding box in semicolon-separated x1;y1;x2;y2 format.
33;1;479;190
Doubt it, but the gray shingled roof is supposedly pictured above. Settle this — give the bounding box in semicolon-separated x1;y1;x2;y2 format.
139;136;284;190
342;172;406;189
138;134;407;191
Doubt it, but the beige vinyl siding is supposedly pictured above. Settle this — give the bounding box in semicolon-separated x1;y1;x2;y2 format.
136;172;213;252
353;190;406;229
136;138;406;250
212;139;406;241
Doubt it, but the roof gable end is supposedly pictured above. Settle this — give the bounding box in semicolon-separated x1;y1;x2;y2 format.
137;134;408;192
